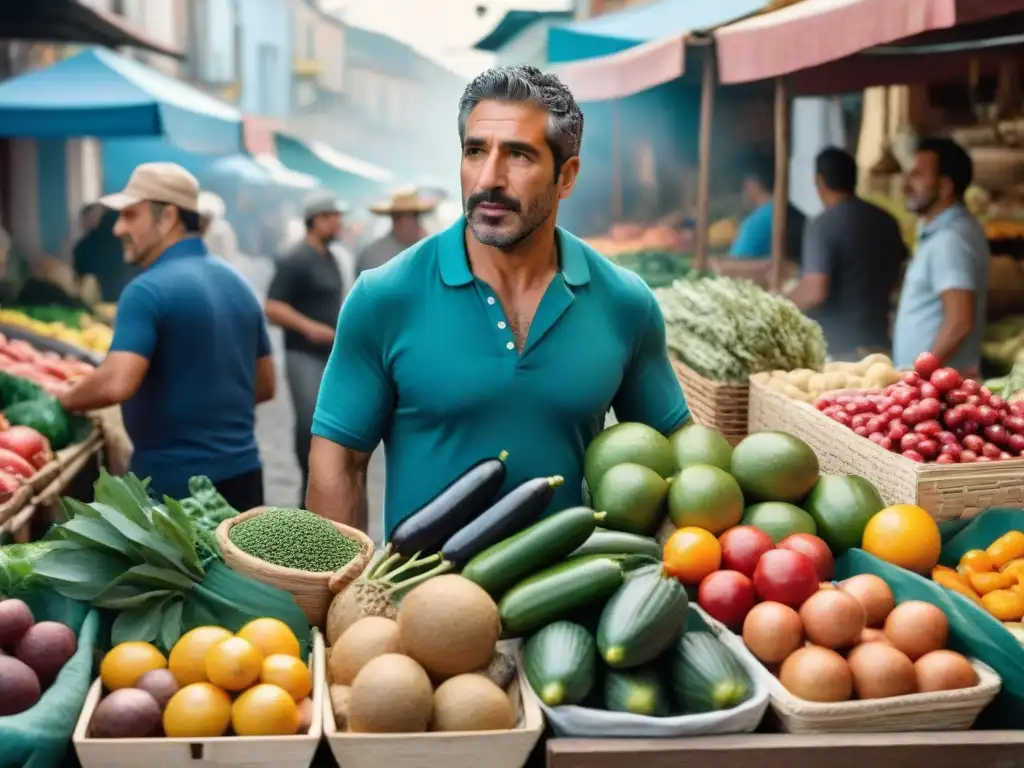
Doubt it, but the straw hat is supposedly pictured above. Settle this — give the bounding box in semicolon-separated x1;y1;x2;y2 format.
369;186;437;216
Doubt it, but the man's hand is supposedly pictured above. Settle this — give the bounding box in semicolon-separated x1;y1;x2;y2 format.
304;322;336;346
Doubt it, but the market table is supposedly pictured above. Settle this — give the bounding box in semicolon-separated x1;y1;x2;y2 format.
547;732;1024;768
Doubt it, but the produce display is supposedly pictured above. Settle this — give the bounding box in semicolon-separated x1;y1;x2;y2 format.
605;251;696;289
0;597;78;715
0;423;55;497
0;366;93;451
988;357;1024;403
752;354;903;403
229;508;364;572
0;307;112;355
327;575;518;734
931;531;1024;625
655;276;827;383
89;618;313;738
815;353;1024;462
0;334;94;395
744;577;979;703
585;223;692;257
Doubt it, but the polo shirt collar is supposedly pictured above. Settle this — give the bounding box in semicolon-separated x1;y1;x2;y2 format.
156;236;208;264
438;216;591;288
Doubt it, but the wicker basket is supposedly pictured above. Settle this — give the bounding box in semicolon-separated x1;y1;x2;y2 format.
759;657;1001;734
73;630;325;768
217;509;375;627
672;360;749;445
747;377;1024;521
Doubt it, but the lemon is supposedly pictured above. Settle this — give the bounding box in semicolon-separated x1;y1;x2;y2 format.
163;683;232;738
237;618;301;659
205;636;263;691
232;684;300;736
168;626;233;687
100;642;167;691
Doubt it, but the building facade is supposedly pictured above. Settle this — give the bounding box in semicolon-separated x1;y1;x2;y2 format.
289;0;345;139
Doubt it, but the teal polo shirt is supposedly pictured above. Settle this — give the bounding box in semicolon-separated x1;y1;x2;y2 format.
312;217;690;538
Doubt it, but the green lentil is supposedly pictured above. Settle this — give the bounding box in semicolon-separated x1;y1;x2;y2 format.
229;508;362;572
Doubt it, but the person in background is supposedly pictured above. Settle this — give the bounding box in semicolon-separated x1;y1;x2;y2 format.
306;64;689;537
893;137;989;376
787;147;907;360
73;205;139;302
355;187;436;276
713;155;806;282
58;163;276;510
198;191;240;267
265;193;348;502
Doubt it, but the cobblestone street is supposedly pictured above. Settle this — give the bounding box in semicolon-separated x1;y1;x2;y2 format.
236;254;386;544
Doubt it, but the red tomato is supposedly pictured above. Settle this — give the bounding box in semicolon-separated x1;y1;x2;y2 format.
697;570;757;628
752;550;819;608
930;368;962;392
719;525;775;578
777;533;834;581
914;353;941;379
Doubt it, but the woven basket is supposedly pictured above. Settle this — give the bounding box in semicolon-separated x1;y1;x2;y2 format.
672;360;749;445
760;657;1001;734
217;509;375;628
747;377;1024;520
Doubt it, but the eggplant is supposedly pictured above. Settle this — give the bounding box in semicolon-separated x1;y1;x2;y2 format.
440;475;564;566
389;451;509;556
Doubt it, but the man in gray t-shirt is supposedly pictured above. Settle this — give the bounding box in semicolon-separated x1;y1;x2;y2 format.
787;147;907;360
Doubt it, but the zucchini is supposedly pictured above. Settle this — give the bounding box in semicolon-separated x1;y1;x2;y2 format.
570;528;662;560
499;555;628;637
522;621;596;707
441;475;564;566
603;665;671;717
672;630;752;713
462;507;603;597
390;451;509;555
597;564;688;668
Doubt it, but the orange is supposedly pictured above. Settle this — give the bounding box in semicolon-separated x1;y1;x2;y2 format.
237;618;301;659
260;654;312;701
168;626;233;687
982;589;1024;622
99;642;167;691
662;526;721;585
232;684;300;736
163;682;232;738
959;549;994;574
205;636;263;691
861;504;940;574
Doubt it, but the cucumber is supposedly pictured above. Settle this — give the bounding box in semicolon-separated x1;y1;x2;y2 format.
441;475;564;566
673;630;752;713
570;528;662;560
522;621;596;707
390;451;509;555
499;555;628;637
603;665;671;717
597;564;688;668
462;507;603;597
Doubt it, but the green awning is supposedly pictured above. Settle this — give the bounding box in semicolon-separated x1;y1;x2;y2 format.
274;133;393;202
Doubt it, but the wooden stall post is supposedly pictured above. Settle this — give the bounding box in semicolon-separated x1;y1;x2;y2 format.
770;77;791;293
694;44;716;271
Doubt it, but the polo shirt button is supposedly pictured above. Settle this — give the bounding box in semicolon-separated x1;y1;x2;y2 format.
506;341;515;350
497;321;507;329
487;296;496;305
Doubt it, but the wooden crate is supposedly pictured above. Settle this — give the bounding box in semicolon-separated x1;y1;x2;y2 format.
72;630;325;768
747;377;1024;521
323;663;544;768
672;360;749;445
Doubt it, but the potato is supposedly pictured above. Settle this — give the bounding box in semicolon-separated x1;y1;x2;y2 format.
864;363;901;388
807;373;830;394
820;373;849;393
788;369;815;390
860;353;894;368
750;372;772;385
779;383;809;401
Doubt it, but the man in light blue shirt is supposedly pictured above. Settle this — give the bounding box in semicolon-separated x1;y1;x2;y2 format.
893;138;989;375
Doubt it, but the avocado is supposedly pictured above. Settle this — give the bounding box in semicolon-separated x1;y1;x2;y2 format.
741;502;817;544
669;424;733;471
591;462;669;536
803;474;884;553
730;432;820;503
584;422;676;492
667;465;744;535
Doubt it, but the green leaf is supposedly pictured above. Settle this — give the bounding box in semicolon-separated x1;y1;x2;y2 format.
94;470;153;528
121;563;196;591
160;598;184;652
111;595;171;645
32;546;132;601
60;517;137;559
61;496;101;522
92;583;148;607
152;503;202;577
90;502;193;577
101;588;175;611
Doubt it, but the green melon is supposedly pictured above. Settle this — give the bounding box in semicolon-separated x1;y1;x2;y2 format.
803;474;884;553
669;424;733;471
741;502;817;544
667;465;744;535
584;422;676;492
730;432;820;503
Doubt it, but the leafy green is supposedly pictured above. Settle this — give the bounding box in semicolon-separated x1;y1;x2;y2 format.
0;541;62;596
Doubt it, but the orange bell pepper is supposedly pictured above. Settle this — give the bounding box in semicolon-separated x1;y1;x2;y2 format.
933;569;982;603
983;589;1024;621
969;570;1016;595
987;531;1024;569
960;549;995;573
1001;559;1024;581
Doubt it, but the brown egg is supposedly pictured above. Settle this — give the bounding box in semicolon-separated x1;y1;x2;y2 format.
743;602;804;664
884;601;949;660
847;642;916;699
779;646;853;703
915;650;978;693
800;590;865;649
839;575;894;627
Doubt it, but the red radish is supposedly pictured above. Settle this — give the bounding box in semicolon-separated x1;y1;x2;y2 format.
914;420;942;437
1000;452;1014;461
961;450;978;463
963;434;985;453
1008;434;1024;454
900;433;922;451
935;454;956;464
0;427;52;470
903;372;924;387
946;389;968;405
919;382;940;400
963;419;981;435
991;396;1007;411
916;439;939;459
930;368;962;392
962;379;981;395
888;423;909;442
941;443;962;460
917;399;941;419
982;443;1002;460
902;406;924;425
902;450;924;462
914;353;941;379
1003;415;1024;434
0;449;35;478
937;431;958;444
892;388;916;407
976;406;999;426
985;425;1009;446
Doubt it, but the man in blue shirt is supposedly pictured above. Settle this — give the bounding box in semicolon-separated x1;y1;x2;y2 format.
893;138;989;375
59;163;276;509
306;65;690;537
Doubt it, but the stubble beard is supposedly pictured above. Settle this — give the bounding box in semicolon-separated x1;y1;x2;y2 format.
467;187;557;252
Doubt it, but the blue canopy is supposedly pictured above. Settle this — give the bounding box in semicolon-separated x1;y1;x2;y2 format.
274;133;393;202
0;47;242;154
548;0;765;63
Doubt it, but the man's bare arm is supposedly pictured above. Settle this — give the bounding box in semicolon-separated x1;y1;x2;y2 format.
305;435;371;532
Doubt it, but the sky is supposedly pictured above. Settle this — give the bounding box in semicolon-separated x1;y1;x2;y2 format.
321;0;574;77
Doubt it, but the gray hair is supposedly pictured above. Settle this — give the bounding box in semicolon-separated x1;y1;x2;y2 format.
457;65;584;173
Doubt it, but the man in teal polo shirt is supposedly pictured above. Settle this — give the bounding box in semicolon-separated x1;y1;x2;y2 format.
306;65;690;538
